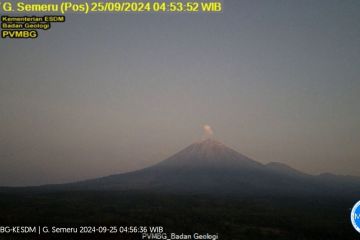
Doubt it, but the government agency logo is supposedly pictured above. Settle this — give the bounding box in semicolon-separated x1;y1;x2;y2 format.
351;201;360;233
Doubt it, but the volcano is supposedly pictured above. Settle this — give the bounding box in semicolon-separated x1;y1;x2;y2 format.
60;138;360;196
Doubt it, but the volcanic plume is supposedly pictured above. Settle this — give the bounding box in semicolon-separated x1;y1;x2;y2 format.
202;124;214;139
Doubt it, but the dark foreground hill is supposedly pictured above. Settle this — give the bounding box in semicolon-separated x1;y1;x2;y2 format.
0;191;358;240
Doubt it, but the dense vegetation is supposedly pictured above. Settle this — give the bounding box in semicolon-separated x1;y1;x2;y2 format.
0;191;358;239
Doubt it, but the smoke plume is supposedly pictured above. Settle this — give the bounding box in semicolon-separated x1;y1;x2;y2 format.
203;124;214;139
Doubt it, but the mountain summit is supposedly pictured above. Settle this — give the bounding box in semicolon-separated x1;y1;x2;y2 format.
155;138;262;169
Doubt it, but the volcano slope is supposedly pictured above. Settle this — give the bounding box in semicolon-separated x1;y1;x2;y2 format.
50;139;360;198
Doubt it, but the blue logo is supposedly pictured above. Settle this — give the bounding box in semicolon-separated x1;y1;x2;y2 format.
351;201;360;233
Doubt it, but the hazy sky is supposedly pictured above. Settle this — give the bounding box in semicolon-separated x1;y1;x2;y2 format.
1;0;360;186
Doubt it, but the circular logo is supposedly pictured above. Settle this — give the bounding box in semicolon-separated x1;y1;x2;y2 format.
351;201;360;233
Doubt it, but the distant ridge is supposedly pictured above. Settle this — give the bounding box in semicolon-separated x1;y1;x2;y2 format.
266;162;308;177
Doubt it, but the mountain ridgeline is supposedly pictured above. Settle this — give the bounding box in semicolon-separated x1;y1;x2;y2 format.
54;139;360;196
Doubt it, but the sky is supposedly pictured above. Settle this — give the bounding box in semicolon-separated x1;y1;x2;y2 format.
1;0;360;186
